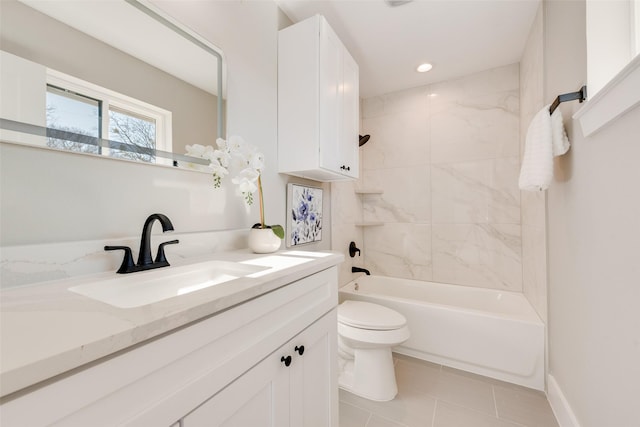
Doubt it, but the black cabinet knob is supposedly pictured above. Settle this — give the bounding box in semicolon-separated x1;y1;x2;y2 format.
280;355;292;367
295;345;305;356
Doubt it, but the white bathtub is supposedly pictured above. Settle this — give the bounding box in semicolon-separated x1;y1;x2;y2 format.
339;275;545;390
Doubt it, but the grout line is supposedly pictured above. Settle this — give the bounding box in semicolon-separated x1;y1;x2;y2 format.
372;412;411;427
363;411;373;427
492;385;499;418
431;399;438;427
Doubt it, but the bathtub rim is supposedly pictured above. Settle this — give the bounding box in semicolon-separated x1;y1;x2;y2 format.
340;275;543;325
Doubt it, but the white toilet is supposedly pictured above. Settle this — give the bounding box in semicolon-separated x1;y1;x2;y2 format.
337;300;410;401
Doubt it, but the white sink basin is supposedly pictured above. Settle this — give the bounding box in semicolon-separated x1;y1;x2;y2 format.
69;260;268;308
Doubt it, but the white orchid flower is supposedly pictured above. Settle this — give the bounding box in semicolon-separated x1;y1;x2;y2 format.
185;143;214;159
232;167;260;193
215;137;228;151
188;136;267;207
247;151;265;171
211;162;229;177
227;135;246;154
213;149;231;167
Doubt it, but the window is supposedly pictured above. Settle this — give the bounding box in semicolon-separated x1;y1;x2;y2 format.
576;0;640;136
45;69;172;164
586;0;640;96
634;0;640;55
46;85;101;155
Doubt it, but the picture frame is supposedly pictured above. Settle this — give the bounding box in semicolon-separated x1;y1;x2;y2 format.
286;183;323;247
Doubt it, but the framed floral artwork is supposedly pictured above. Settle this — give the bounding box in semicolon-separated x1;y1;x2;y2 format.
286;183;323;246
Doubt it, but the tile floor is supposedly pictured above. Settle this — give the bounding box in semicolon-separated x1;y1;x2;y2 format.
339;354;559;427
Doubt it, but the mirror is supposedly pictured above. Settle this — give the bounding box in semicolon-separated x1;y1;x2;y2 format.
0;0;225;168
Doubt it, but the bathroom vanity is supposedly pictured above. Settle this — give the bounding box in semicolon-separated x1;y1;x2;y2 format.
0;251;342;426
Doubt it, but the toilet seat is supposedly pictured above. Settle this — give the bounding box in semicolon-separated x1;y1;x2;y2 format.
338;300;407;330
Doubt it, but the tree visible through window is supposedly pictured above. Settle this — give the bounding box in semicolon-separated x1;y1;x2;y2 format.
46;85;100;154
109;107;156;163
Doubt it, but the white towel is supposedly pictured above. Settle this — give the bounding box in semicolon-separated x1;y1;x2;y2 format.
518;104;571;191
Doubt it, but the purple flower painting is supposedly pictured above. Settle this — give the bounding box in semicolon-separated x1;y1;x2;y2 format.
287;184;323;246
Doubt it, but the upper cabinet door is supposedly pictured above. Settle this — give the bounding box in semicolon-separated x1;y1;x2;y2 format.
318;18;343;176
340;50;360;179
278;15;360;182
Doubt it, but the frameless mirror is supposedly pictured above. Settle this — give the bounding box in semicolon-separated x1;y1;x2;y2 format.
0;0;225;169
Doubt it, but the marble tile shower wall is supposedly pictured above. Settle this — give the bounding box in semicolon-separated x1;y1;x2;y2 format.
519;6;547;321
357;64;522;291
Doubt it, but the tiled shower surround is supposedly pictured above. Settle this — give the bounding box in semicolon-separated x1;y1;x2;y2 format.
334;64;523;292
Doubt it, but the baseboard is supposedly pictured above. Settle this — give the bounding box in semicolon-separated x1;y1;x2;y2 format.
547;374;582;427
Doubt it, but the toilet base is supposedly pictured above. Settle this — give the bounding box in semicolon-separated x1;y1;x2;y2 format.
338;347;398;401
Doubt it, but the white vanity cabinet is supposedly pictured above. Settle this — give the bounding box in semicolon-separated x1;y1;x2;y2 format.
182;310;336;426
0;267;339;427
278;15;359;181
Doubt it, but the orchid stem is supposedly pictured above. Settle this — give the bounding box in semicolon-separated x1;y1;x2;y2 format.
258;174;265;228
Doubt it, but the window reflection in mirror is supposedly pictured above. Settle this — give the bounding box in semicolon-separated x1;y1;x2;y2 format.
46;85;101;155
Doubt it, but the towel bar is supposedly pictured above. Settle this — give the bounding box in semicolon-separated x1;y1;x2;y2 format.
549;86;587;115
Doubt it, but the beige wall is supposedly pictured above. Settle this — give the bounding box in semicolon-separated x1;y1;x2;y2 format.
0;0;217;156
544;0;640;425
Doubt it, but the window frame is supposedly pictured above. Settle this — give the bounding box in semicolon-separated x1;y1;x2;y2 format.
576;0;640;137
46;69;173;158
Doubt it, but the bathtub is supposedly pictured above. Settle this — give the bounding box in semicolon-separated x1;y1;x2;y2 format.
339;275;545;390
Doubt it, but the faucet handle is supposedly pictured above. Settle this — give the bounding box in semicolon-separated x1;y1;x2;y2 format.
349;241;361;258
155;239;179;265
104;246;136;274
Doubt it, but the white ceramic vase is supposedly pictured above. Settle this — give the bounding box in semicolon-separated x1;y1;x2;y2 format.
248;228;281;254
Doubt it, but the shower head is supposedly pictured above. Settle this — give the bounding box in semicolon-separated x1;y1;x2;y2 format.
359;134;371;147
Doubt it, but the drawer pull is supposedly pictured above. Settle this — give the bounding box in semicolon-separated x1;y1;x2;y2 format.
295;345;305;356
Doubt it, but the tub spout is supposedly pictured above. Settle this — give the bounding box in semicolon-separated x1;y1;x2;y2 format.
352;266;370;275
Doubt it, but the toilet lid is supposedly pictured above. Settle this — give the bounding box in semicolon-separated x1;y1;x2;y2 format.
338;300;407;330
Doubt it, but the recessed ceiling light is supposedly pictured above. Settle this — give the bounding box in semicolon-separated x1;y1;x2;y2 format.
417;63;433;73
384;0;413;7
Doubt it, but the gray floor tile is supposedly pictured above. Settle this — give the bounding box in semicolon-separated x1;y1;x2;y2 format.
340;388;436;427
433;401;524;427
435;369;497;416
366;414;411;427
340;401;371;427
339;355;559;427
494;385;559;427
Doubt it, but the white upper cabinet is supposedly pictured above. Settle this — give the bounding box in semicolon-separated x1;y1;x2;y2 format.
278;15;359;181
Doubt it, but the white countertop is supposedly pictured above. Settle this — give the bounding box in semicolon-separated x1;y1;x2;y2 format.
0;249;343;398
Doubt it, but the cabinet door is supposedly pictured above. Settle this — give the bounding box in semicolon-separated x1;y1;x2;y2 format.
182;352;290;427
290;309;338;427
340;50;359;179
319;17;343;176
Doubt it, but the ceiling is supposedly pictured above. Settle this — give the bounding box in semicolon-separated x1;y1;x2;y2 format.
277;0;540;99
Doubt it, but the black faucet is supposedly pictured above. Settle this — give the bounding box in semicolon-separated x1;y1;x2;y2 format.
352;266;370;275
105;213;179;274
